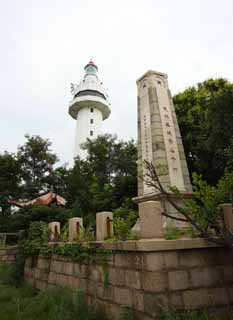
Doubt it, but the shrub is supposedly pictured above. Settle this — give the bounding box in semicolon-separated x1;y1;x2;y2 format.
113;207;138;241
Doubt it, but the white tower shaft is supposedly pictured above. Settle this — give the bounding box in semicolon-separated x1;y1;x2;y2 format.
74;107;103;159
68;61;111;159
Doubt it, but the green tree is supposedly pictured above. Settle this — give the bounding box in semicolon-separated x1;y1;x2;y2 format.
68;135;137;225
8;205;73;232
0;152;21;220
173;78;233;184
17;135;58;199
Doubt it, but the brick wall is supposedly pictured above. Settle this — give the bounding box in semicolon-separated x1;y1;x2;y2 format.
0;246;19;265
24;239;233;320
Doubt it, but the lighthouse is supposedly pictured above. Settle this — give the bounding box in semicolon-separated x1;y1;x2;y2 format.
68;60;111;159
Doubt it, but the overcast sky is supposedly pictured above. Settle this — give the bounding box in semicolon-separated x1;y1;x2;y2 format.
0;0;232;166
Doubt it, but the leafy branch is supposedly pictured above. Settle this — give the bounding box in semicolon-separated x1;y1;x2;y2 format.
143;160;233;249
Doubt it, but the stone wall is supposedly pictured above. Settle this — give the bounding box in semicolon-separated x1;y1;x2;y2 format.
24;239;233;320
0;246;19;265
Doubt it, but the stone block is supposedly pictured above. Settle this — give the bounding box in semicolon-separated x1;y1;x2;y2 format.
125;270;141;289
48;271;57;284
0;250;7;256
164;252;178;269
79;278;87;292
133;290;144;312
74;263;88;278
170;292;183;309
62;262;74;275
68;217;83;242
89;266;102;282
96;212;113;241
220;204;233;234
48;221;60;241
190;267;221;288
56;274;69;287
208;287;229;306
108;267;125;286
179;251;205;268
40;270;49;282
37;258;49;270
114;287;133;307
50;260;62;273
168;270;189;291
142;271;167;293
139;201;164;239
143;252;164;271
104;303;123;320
144;293;168;318
34;268;41;279
66;275;79;290
227;286;233;304
114;253;142;269
183;289;210;309
96;283;114;301
222;266;233;284
87;280;98;295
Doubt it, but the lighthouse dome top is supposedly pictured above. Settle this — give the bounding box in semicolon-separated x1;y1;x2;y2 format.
70;60;108;101
68;60;111;121
84;60;98;74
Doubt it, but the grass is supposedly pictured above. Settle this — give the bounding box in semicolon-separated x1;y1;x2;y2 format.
159;309;233;320
0;264;233;320
0;264;107;320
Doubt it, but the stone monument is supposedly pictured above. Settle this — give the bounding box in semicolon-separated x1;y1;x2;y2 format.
134;70;192;227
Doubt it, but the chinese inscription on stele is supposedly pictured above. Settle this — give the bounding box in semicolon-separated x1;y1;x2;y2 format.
137;70;192;196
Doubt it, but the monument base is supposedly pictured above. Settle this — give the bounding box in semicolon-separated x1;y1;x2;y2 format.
133;192;193;229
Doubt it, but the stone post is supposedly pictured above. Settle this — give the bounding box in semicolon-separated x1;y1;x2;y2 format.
48;222;60;241
139;201;164;239
220;203;233;234
68;217;83;242
96;212;113;241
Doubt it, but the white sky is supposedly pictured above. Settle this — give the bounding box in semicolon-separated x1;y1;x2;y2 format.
0;0;233;165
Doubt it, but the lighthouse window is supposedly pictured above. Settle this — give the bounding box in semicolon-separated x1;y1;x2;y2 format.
90;119;94;124
90;108;94;113
90;130;93;136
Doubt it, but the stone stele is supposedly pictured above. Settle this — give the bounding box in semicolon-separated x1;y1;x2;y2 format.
68;217;83;242
96;211;113;241
48;221;60;241
134;70;193;228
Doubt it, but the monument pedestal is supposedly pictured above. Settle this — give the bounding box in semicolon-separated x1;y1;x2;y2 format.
133;192;193;229
138;201;164;238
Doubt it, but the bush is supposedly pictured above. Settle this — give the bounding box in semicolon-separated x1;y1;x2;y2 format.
113;207;138;241
23;221;50;257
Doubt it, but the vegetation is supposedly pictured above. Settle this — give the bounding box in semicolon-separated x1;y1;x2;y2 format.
173;78;233;184
0;264;233;320
144;160;233;248
0;265;107;320
113;207;138;240
0;134;137;232
21;221;112;287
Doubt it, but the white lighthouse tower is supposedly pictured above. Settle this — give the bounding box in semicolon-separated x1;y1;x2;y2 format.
68;60;111;159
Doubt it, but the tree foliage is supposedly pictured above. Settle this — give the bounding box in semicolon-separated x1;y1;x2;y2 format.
0;152;21;218
67;134;137;226
17;134;58;199
174;78;233;184
0;134;137;231
144;160;233;249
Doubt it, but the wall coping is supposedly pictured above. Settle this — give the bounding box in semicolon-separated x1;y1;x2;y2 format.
96;238;220;252
48;238;220;253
